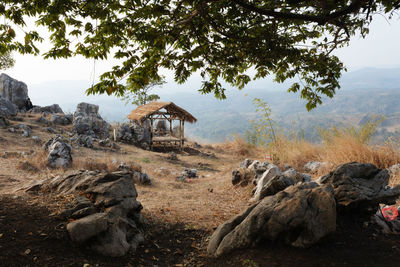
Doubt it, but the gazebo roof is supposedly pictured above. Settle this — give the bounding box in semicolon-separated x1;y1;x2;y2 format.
127;101;197;123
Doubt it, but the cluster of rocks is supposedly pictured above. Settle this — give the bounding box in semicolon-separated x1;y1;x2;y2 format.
208;162;400;257
41;170;146;257
117;121;151;150
232;159;311;201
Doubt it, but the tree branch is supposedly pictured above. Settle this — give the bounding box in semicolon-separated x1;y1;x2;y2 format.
230;0;367;26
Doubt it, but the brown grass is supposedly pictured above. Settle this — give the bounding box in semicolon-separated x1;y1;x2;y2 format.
214;135;265;158
270;133;400;176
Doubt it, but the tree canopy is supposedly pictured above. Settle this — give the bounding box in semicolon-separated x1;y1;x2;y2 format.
0;0;399;109
0;52;15;70
121;76;164;106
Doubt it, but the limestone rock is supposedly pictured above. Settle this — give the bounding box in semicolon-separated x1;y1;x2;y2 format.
30;104;64;114
0;73;28;110
252;174;295;201
44;136;72;168
208;182;336;256
71;134;94;148
51;114;72;125
319;162;400;213
73;102;110;139
252;165;281;200
0;96;18;117
304;161;327;173
47;170;144;257
239;159;253;169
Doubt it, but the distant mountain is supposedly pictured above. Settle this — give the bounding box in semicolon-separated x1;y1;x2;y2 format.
26;67;400;142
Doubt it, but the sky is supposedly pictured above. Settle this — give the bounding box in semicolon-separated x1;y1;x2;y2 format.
3;14;400;89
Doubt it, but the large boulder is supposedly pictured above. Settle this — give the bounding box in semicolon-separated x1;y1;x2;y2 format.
0;96;18;117
117;121;151;149
252;174;295;202
30;104;64;114
73;102;110;139
319;162;400;213
208;182;336;256
44;136;73;168
252;165;282;200
46;170;145;257
0;73;28;110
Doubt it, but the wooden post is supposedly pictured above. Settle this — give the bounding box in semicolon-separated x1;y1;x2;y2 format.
150;117;154;150
182;120;185;147
169;117;172;137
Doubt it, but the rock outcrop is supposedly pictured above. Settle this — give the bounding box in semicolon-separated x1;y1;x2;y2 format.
319;162;400;213
208;182;336;257
0;96;18;117
30;104;64;114
47;170;145;257
117;121;151;149
72;103;110;139
44;136;73;168
51;114;72;125
0;73;28;110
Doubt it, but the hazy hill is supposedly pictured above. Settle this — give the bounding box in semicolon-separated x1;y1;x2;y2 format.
26;67;400;142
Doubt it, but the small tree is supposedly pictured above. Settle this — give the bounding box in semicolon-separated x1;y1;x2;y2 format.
0;52;15;70
246;98;278;147
121;76;165;106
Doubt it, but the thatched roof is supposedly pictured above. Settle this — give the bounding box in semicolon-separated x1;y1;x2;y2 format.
127;101;197;123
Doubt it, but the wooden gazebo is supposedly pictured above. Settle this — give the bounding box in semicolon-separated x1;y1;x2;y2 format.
127;101;197;149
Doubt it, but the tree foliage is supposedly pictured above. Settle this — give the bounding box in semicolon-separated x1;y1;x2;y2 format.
0;1;399;109
0;52;15;70
121;76;164;106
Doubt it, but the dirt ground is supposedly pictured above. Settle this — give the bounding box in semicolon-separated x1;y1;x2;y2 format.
1;114;400;266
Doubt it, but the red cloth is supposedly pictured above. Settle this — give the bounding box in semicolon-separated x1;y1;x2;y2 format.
381;206;399;221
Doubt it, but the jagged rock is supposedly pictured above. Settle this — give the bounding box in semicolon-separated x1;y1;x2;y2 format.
248;161;273;183
51;114;72;125
46;170;144;257
45;127;57;134
73;102;110;139
252;174;295;201
117;121;151;149
388;164;400;176
71;134;94;148
183;168;197;178
44;136;72;168
0;73;28;110
132;172;151;185
30;104;64;114
0;116;9;128
304;161;327;173
98;138;111;147
117;123;134;142
16;124;32;137
35;116;52;126
252;165;281;200
0;96;18;117
208;182;336;256
283;168;312;183
319;162;400;213
232;170;242;185
231;167;254;186
239;159;253;169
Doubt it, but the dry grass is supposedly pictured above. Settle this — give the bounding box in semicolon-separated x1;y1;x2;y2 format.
214;135;265;158
268;132;400;178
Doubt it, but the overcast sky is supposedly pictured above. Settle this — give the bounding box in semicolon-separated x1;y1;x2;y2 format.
4;15;400;87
